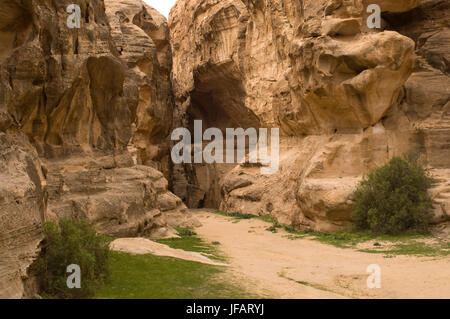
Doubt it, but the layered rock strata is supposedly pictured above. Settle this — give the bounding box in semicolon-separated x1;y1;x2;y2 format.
169;0;450;231
0;0;197;298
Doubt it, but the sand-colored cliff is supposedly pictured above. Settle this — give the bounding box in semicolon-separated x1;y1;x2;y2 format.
169;0;449;232
1;0;449;299
0;0;198;298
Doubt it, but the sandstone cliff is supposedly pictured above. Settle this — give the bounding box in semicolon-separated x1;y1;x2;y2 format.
169;0;450;232
0;0;197;298
1;0;449;299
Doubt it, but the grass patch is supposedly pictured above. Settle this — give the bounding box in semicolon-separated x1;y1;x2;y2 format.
257;215;280;225
212;210;281;226
304;231;426;248
282;228;448;256
359;241;450;257
156;227;226;262
95;251;252;299
212;210;255;220
96;229;254;299
283;229;450;256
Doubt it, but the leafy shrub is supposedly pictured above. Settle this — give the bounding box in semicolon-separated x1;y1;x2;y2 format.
266;226;278;233
177;228;197;237
37;218;110;298
352;153;435;234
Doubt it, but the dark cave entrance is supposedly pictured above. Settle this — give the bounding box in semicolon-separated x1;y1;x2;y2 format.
173;61;261;209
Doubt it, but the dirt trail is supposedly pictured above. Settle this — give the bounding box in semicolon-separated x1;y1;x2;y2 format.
109;237;227;266
194;210;450;299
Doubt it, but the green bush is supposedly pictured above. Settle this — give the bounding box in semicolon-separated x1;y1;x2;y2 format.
177;228;197;237
37;218;110;298
352;153;435;234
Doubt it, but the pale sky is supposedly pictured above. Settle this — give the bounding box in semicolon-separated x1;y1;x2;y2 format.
143;0;177;18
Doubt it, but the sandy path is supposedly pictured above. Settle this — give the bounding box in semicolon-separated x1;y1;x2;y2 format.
194;210;450;299
110;237;227;266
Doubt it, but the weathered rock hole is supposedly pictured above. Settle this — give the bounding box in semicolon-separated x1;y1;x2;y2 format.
176;61;261;209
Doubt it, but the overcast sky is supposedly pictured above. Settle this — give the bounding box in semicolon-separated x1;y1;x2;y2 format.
143;0;177;18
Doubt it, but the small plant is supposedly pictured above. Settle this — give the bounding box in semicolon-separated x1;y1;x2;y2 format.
352;152;435;235
177;228;197;237
229;212;255;219
212;210;258;220
37;218;110;299
266;226;278;233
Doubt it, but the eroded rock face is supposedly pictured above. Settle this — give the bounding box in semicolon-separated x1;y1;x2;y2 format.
0;0;197;298
2;0;449;299
0;132;46;298
45;156;198;238
105;0;174;174
170;0;450;230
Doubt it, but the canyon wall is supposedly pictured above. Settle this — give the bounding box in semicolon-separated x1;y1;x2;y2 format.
169;0;450;231
1;0;449;299
0;0;197;298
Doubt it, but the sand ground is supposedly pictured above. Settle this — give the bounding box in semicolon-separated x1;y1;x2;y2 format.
193;210;450;299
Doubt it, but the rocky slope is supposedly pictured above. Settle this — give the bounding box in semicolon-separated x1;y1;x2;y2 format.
0;0;197;298
169;0;450;231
